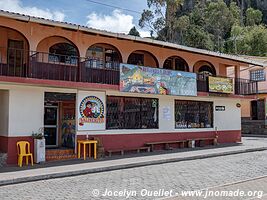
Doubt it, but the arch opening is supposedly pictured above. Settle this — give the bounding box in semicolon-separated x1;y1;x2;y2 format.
193;61;216;76
0;26;30;77
85;43;122;70
163;56;189;72
127;50;159;68
49;42;78;64
36;36;80;64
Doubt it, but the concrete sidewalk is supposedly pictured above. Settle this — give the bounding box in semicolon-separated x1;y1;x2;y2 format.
0;137;266;186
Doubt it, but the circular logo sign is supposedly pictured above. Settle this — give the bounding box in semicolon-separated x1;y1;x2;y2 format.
79;96;104;119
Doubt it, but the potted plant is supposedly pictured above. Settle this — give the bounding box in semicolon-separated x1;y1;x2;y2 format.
32;128;46;163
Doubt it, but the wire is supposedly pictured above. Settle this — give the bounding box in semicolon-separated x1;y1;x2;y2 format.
85;0;142;14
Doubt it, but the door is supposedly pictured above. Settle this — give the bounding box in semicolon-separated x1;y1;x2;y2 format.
7;39;24;76
251;99;265;120
251;100;257;120
257;99;265;120
44;105;58;147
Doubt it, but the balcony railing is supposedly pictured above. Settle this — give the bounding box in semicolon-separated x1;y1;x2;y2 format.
197;74;258;95
80;58;119;85
0;47;258;95
0;47;119;84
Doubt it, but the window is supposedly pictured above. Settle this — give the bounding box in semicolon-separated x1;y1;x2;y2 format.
127;53;144;65
86;46;121;70
250;69;265;81
106;96;158;129
175;100;213;129
49;43;78;65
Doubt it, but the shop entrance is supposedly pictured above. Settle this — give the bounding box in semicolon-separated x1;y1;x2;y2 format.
251;99;265;120
44;92;76;149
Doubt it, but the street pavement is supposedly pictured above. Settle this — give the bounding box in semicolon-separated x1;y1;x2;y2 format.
0;147;267;199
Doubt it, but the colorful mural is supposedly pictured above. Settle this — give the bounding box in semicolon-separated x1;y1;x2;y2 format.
208;76;234;94
120;64;197;96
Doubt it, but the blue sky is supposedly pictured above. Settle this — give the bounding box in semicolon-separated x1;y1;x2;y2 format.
0;0;151;36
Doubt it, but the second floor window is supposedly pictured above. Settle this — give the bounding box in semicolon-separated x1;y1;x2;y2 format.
49;43;78;65
250;69;265;81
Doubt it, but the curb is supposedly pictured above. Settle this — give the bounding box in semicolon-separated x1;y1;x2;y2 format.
0;147;267;186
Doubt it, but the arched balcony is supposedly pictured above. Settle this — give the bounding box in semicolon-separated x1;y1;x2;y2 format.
194;61;217;92
163;56;189;71
31;37;80;81
127;50;159;68
80;43;122;85
0;26;30;77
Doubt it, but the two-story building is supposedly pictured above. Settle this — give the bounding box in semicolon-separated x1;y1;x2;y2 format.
233;56;267;135
0;10;264;164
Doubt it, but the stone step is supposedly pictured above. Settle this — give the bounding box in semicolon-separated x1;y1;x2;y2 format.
45;154;77;161
45;149;76;161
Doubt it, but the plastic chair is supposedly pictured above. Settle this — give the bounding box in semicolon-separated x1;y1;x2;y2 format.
16;141;33;167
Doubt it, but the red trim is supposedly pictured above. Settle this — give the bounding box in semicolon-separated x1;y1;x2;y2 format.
197;91;256;99
0;76;254;99
2;130;240;164
0;76;119;91
78;130;241;152
0;136;33;165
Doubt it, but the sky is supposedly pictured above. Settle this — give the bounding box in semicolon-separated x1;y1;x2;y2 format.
0;0;151;37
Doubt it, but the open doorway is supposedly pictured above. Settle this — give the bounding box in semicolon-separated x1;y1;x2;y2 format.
44;92;76;149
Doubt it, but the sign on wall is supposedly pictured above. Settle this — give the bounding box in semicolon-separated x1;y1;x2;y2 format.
120;64;197;96
215;106;225;111
77;91;105;131
208;76;234;94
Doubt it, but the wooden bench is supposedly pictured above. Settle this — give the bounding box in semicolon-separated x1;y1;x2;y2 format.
146;140;187;151
107;146;151;157
187;137;218;148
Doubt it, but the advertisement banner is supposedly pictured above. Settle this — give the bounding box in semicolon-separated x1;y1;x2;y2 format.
120;64;197;96
208;76;234;94
77;91;105;131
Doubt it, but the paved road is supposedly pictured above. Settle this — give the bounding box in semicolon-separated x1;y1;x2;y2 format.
0;151;267;200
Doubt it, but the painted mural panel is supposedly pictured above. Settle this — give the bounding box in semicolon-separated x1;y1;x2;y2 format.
208;76;234;94
77;91;106;131
120;64;197;96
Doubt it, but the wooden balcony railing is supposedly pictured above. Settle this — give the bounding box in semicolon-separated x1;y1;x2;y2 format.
0;47;258;95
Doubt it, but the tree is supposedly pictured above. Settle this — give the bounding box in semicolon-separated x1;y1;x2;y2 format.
246;7;263;26
184;25;214;50
243;25;267;56
228;25;245;54
204;0;236;51
128;26;140;37
174;15;190;44
139;0;183;41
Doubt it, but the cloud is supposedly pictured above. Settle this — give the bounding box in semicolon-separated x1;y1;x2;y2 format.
86;9;150;37
139;30;151;38
0;0;65;21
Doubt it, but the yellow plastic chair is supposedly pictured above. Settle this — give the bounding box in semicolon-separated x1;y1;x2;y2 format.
17;141;33;167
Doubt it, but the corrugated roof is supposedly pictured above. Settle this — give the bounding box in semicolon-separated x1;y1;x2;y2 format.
0;9;266;67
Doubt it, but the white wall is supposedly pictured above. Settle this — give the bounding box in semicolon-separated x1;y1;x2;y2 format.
213;98;241;131
77;90;241;135
0;90;9;136
8;86;44;136
0;83;241;137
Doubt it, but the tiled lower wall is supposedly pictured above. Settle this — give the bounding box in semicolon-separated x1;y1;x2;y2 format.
242;119;267;135
0;153;7;167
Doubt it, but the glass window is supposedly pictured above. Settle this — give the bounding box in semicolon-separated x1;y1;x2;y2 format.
49;43;78;65
127;53;144;66
250;69;265;81
106;96;158;129
175;100;213;129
